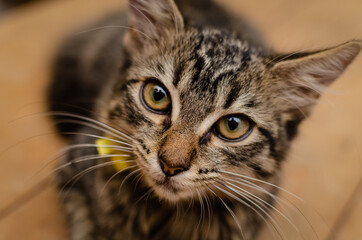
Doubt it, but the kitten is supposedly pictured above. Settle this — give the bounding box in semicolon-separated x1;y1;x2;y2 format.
48;0;361;239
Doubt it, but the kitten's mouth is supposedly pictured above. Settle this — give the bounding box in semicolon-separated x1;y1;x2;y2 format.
134;150;189;200
154;178;180;193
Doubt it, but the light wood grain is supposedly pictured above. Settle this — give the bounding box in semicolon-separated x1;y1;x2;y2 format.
0;0;361;239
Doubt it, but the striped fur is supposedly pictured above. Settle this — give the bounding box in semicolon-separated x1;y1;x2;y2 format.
50;0;361;239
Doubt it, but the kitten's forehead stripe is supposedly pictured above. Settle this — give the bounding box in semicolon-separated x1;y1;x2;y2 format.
257;127;280;161
223;83;242;109
172;30;258;125
173;62;184;86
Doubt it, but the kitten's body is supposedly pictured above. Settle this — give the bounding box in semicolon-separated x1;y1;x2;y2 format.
49;0;360;239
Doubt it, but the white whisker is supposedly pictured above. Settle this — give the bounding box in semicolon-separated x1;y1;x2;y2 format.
55;119;133;146
221;178;303;239
118;168;142;195
222;175;318;239
59;161;122;200
75;25;153;40
196;189;205;231
205;184;245;240
49;112;136;143
213;181;283;240
222;177;299;229
220;170;303;201
99;165;138;199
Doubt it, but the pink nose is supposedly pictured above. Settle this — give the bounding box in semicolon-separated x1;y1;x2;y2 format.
159;159;186;176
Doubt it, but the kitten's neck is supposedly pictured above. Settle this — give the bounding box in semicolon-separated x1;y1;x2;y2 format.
95;169;263;240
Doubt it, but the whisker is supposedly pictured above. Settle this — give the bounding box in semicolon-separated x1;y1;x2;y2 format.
31;141;133;181
12;111;136;143
213;180;283;240
220;170;303;201
223;174;319;239
61;131;134;147
133;171;146;192
75;25;153;40
52;153;133;175
275;96;309;119
221;177;299;229
265;50;309;66
99;165;138;199
59;161;122;201
221;177;303;239
135;188;154;205
129;3;157;33
204;184;245;240
55;119;133;146
201;189;212;238
118;168;143;196
196;189;205;231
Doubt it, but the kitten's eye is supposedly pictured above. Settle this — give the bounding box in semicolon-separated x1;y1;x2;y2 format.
141;80;171;114
214;115;252;141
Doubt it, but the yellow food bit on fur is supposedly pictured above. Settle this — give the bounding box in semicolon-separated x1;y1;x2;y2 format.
95;138;131;171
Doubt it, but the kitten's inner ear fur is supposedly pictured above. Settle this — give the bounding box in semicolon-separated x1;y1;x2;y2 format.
124;0;184;56
270;41;361;113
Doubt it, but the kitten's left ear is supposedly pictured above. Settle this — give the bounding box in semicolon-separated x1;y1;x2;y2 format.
124;0;184;56
270;41;361;114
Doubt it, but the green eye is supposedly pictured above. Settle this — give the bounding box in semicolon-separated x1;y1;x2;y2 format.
215;115;252;141
141;80;171;113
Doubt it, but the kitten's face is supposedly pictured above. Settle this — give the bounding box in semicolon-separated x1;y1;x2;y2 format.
102;0;360;202
105;29;288;202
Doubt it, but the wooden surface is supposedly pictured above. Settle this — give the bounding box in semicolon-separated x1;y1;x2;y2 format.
0;0;361;239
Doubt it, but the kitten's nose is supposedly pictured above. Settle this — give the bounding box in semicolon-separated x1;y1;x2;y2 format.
159;158;187;177
158;127;195;177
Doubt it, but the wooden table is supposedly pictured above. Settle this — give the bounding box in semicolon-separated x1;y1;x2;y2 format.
0;0;361;239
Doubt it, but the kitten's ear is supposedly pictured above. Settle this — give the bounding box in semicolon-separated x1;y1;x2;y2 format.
124;0;184;56
270;41;361;114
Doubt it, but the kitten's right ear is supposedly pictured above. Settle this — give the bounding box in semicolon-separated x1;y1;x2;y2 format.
124;0;184;56
269;41;361;115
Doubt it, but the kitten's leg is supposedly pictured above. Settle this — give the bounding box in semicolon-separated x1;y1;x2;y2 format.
60;189;96;240
57;151;99;240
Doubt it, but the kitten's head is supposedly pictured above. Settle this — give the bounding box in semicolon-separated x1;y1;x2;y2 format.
103;0;360;202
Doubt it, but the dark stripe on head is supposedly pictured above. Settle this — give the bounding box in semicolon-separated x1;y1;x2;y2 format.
258;127;279;160
173;62;184;86
191;56;205;85
245;99;256;108
156;62;164;74
223;85;241;109
246;162;272;178
285;118;302;140
241;49;251;68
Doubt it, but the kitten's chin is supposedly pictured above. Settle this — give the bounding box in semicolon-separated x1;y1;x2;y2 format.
154;184;194;203
144;174;195;203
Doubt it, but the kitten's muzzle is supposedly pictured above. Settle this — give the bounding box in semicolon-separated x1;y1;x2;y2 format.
159;158;189;177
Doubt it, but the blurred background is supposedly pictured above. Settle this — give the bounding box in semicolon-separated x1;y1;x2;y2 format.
0;0;361;239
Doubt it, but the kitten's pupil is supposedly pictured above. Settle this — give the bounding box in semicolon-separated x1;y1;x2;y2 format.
227;117;240;131
153;86;166;102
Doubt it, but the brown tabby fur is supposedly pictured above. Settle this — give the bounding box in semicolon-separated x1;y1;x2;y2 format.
49;0;361;239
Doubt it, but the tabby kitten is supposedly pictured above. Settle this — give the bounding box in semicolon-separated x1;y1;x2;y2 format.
49;0;361;239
